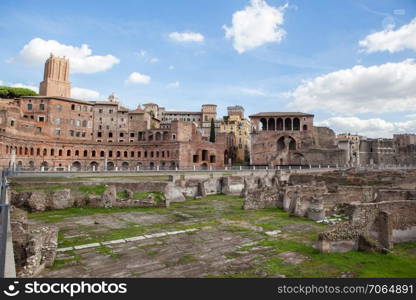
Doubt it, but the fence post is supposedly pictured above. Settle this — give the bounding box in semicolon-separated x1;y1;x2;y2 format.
240;166;242;171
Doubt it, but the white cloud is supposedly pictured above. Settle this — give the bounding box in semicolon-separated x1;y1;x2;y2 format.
288;59;416;114
317;116;416;138
166;81;180;88
126;72;151;84
169;32;204;43
223;0;288;53
11;38;120;73
71;87;100;100
359;18;416;53
168;65;175;70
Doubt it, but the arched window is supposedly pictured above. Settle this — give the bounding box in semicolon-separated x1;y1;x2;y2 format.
284;118;292;131
67;150;71;156
293;118;300;131
83;150;88;157
260;118;267;131
75;150;79;156
268;118;275;130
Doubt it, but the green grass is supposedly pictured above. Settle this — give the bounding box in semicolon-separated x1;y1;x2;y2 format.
222;239;416;278
29;206;167;223
96;245;122;259
78;184;107;196
11;184;68;193
177;254;197;265
30;192;416;278
51;250;81;269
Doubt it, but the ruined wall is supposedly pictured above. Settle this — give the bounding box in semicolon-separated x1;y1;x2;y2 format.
317;200;416;253
10;206;58;277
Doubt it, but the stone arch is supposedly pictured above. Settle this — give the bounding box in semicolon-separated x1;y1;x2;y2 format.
72;161;81;171
276;118;283;131
260;118;267;131
149;162;155;170
90;161;99;171
121;162;129;170
224;150;229;165
155;132;162;141
289;137;297;150
293;118;300;131
107;161;115;171
277;136;286;151
285;118;292;131
40;161;49;170
303;124;308;131
163;132;169;140
170;161;176;169
28;161;35;169
201;163;208;170
268;118;275;131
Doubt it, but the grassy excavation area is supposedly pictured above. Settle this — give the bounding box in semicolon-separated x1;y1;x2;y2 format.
27;194;416;278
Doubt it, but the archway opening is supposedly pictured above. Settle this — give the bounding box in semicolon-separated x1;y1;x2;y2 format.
107;162;115;171
72;161;81;171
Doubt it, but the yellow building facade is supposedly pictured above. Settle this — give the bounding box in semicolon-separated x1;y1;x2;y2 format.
219;106;251;164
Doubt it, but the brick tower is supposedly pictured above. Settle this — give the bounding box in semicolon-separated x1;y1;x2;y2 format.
39;54;71;97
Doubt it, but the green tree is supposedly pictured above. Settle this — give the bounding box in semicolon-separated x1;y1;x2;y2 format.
209;118;216;143
0;86;38;98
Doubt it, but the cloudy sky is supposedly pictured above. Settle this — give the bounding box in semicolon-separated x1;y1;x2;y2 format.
1;0;416;138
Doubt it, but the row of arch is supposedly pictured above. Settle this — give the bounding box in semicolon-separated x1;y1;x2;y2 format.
6;145;175;160
138;131;176;141
15;160;178;171
259;117;307;131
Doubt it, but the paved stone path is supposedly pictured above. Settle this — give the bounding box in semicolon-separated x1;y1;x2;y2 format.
57;228;199;252
41;226;265;278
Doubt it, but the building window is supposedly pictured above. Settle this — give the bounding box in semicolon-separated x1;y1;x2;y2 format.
38;116;45;122
97;132;102;137
120;132;124;137
71;104;75;110
27;104;32;110
39;104;45;110
99;109;103;113
55;129;61;136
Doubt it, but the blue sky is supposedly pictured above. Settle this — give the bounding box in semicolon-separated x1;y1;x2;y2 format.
1;0;416;137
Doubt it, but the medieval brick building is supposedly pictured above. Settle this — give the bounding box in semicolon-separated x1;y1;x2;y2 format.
0;55;226;171
249;112;346;166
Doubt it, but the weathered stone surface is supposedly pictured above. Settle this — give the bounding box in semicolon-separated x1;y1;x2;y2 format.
11;206;58;278
164;183;185;203
102;185;116;208
47;189;73;210
27;191;47;212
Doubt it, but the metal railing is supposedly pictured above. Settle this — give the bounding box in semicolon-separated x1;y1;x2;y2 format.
9;164;416;177
11;164;343;175
0;169;10;278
